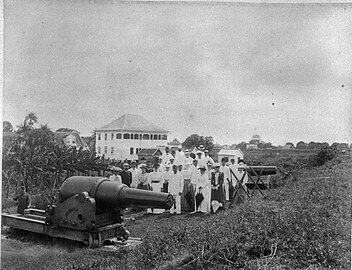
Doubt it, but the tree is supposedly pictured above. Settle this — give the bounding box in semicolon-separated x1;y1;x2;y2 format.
236;141;247;151
263;142;272;149
249;134;262;144
296;141;307;149
25;112;38;127
16;121;32;134
3;121;13;132
308;141;316;149
182;134;214;152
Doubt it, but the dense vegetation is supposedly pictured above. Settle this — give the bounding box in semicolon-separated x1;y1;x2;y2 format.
2;154;350;270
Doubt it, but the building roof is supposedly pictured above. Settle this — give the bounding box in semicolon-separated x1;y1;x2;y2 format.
137;148;163;156
95;114;169;133
54;131;88;149
217;149;244;156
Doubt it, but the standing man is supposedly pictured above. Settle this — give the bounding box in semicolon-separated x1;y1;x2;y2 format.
157;157;165;172
138;157;147;173
13;185;31;215
128;160;139;188
233;161;249;204
175;145;185;166
120;163;132;187
204;150;214;166
109;168;122;184
181;162;194;212
183;149;193;167
211;163;226;211
198;145;206;159
220;158;231;201
162;147;172;165
228;158;238;200
162;163;172;193
168;164;184;214
190;159;199;192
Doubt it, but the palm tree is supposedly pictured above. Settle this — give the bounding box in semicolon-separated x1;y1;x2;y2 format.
25;112;38;126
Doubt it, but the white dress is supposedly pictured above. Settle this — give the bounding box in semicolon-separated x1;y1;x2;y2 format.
195;173;211;214
148;171;165;214
220;165;230;201
168;172;184;214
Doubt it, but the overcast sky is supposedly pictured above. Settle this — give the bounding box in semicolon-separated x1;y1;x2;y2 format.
3;0;352;145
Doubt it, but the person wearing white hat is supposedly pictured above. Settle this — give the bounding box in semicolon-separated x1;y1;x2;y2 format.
183;149;193;167
233;161;248;204
120;163;132;187
136;164;150;190
196;150;207;168
190;159;200;191
157;156;165;172
168;164;184;214
204;150;214;166
175;145;185;166
169;156;176;167
137;157;147;174
195;166;211;214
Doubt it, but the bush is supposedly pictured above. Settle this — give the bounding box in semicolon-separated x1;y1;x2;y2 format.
315;147;337;166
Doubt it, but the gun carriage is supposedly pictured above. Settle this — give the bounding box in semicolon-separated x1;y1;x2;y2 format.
2;176;174;248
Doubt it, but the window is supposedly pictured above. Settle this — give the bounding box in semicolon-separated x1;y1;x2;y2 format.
98;147;101;154
111;133;114;140
136;148;139;154
105;133;107;140
154;134;158;140
130;147;134;155
162;134;167;140
143;134;149;140
123;133;130;139
116;133;122;139
139;134;142;140
98;134;101;140
134;134;139;140
104;146;107;154
131;133;133;138
158;134;161;140
111;147;114;154
150;134;153;140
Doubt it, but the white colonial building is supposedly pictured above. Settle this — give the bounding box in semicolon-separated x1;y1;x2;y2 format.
94;114;169;161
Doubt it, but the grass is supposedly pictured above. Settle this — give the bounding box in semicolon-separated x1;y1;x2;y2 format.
1;156;351;270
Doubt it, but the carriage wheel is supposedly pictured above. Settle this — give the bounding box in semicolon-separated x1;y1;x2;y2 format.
87;233;94;248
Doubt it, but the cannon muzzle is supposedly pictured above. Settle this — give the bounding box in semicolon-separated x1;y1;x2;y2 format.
60;176;174;210
245;166;277;176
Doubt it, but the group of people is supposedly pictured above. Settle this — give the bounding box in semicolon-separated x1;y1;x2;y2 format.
108;145;249;214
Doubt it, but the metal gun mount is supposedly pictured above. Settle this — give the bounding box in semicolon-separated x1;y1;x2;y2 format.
2;176;174;248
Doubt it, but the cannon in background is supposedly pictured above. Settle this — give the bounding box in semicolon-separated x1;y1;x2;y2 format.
2;176;174;248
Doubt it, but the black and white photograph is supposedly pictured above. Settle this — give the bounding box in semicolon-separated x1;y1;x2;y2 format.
1;0;351;269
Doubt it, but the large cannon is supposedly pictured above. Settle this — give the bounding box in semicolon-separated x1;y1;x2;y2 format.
2;176;174;248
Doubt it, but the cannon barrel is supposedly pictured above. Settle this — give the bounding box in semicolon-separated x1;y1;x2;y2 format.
60;176;174;210
245;166;277;176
